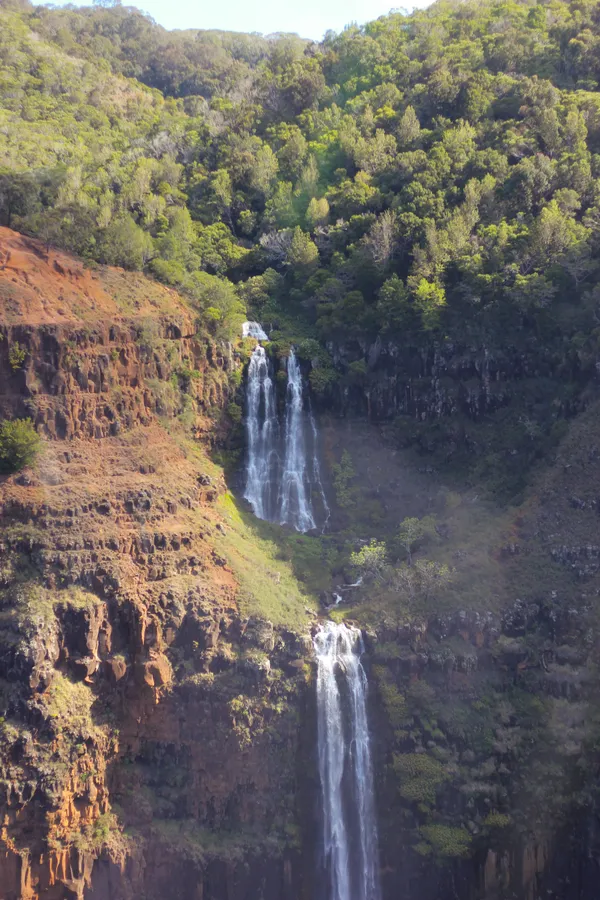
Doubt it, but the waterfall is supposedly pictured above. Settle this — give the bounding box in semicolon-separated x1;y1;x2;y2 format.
243;344;278;521
243;321;269;341
242;332;329;533
314;622;381;900
310;406;331;532
279;349;316;532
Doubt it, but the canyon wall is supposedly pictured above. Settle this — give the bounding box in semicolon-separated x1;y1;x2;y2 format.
2;229;600;900
0;230;317;900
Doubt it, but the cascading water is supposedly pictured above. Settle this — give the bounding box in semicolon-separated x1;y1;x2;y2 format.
279;348;316;532
314;622;381;900
242;330;329;533
309;406;331;532
242;321;269;341
243;344;278;521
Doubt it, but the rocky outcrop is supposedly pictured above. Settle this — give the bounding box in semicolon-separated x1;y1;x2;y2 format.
0;321;233;442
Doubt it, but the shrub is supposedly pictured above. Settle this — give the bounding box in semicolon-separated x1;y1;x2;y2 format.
0;419;41;472
309;365;339;396
393;752;448;807
227;402;242;423
8;342;27;371
419;824;472;859
396;515;438;564
350;539;387;581
331;449;356;509
482;811;511;830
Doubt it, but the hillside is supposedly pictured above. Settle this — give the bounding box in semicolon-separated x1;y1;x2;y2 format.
2;0;600;897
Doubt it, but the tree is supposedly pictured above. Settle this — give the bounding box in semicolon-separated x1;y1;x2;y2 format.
0;171;40;229
295;155;320;209
208;169;234;227
286;226;319;269
397;515;438;565
392;560;453;602
377;275;412;332
264;182;299;230
354;129;397;175
397;105;421;147
276;127;307;180
412;560;453;602
305;197;329;230
412;280;446;331
248;145;278;197
0;419;41;473
350;540;387;582
100;216;154;270
362;209;398;271
529;199;589;269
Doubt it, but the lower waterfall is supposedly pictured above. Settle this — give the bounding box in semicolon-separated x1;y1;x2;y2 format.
313;622;381;900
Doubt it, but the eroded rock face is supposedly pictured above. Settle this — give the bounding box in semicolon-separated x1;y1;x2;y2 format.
0;232;317;900
5;228;599;900
0;321;232;442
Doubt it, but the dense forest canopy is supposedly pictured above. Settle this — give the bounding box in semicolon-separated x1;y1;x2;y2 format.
1;0;600;416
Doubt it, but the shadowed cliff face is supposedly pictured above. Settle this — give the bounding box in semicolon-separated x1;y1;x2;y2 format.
0;229;317;900
315;404;600;900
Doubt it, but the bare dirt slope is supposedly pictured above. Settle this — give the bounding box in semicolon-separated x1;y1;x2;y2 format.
0;227;188;327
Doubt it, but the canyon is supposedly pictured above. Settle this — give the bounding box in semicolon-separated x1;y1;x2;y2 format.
3;0;600;893
1;227;600;899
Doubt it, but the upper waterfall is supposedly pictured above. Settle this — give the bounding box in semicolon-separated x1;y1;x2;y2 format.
242;321;269;341
314;622;381;900
243;334;328;533
243;344;278;521
279;349;317;532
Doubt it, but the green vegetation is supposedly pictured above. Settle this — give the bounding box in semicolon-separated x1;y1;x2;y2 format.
7;342;27;370
70;812;130;856
393;752;449;808
331;450;358;510
3;0;600;883
349;539;387;581
0;418;41;472
396;516;438;565
2;0;598;385
215;492;317;628
149;819;286;865
418;824;472;860
40;672;100;738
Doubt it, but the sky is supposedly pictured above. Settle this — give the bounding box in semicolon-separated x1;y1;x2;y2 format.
31;0;433;41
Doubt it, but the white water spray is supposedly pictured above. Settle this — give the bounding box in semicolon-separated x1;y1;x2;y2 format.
310;406;331;532
243;334;329;533
279;349;316;532
244;344;278;520
242;321;269;340
314;622;381;900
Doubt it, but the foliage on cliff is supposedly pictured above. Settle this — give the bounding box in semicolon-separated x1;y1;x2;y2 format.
0;417;40;472
2;0;600;358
